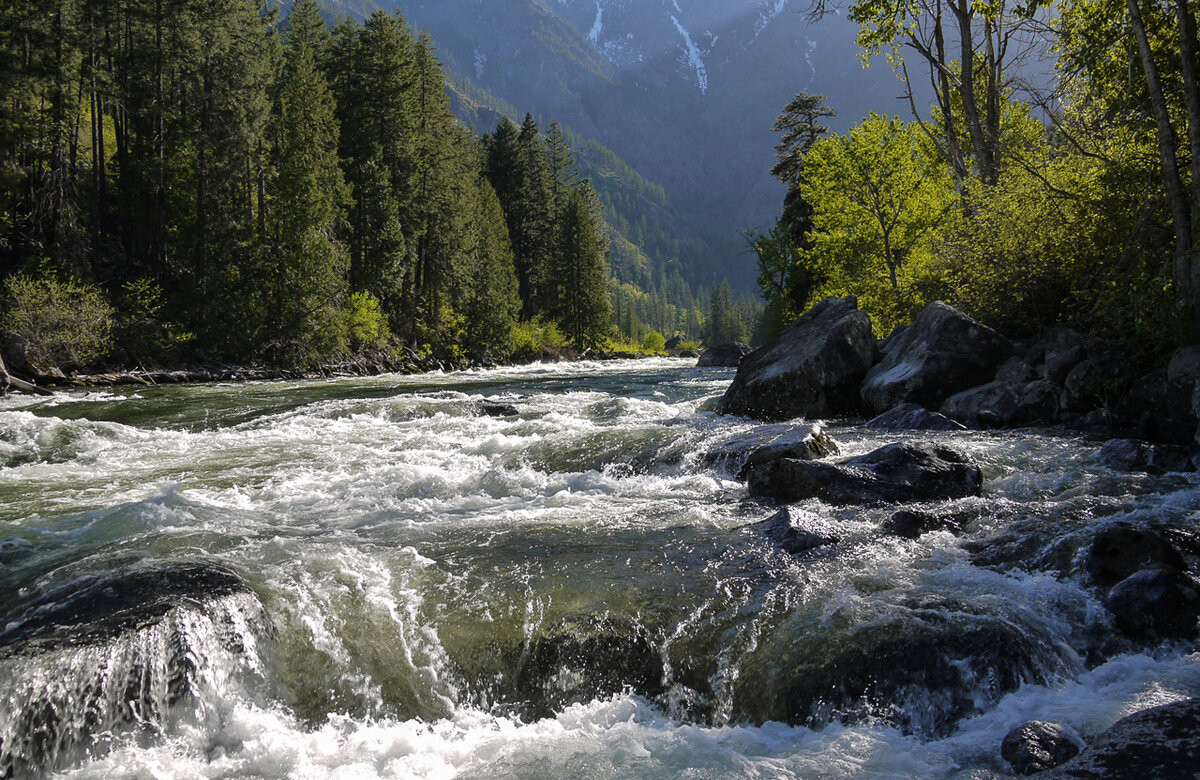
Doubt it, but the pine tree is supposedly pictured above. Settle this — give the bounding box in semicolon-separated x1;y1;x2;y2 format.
267;0;349;365
555;184;613;349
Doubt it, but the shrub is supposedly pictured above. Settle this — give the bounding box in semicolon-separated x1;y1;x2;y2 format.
641;330;666;353
346;290;391;352
2;268;114;368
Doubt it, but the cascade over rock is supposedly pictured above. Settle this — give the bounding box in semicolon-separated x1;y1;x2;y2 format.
1001;720;1085;775
703;423;838;477
717;297;878;421
1043;699;1200;779
746;442;983;505
860;301;1012;415
864;402;967;432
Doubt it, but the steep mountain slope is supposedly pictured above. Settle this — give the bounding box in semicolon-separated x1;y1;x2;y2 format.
387;0;906;290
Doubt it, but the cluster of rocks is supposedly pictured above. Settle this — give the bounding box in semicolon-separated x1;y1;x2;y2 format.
712;296;1200;461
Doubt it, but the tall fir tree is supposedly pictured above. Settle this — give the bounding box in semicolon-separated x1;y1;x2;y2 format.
555;184;612;349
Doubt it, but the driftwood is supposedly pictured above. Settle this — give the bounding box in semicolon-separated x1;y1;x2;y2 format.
0;353;53;396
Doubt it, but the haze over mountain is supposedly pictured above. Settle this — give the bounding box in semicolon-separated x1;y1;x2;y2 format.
323;0;909;291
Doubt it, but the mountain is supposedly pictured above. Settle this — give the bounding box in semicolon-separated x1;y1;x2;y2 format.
381;0;907;291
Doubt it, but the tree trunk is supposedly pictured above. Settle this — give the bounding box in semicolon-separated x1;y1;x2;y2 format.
1128;0;1197;318
953;0;997;184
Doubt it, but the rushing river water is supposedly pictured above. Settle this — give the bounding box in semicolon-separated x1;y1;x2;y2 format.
1;358;1198;778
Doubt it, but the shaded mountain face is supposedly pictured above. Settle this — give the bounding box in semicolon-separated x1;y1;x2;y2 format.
381;0;906;289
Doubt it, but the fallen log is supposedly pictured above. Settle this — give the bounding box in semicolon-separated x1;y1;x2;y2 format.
0;353;53;396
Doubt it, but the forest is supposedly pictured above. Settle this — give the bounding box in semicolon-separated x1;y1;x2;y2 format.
0;0;729;373
751;0;1200;367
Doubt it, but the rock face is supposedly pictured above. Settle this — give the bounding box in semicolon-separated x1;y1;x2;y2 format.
860;301;1012;415
747;506;840;554
746;442;983;505
697;342;751;367
864;403;967;432
1002;720;1085;775
1043;699;1200;779
717;297;879;421
704;423;839;477
1104;568;1200;640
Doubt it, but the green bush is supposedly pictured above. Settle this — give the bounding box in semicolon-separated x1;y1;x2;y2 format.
2;269;115;368
641;330;666;353
512;316;567;357
117;277;195;363
346;290;391;352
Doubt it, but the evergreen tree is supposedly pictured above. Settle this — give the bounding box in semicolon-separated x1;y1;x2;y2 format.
555;184;613;349
267;0;349;364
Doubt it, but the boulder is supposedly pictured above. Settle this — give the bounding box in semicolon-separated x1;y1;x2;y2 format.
664;335;685;351
882;509;961;539
940;381;1021;428
747;506;840;553
1099;439;1195;474
1084;523;1188;587
746;442;983;505
1002;720;1085;775
1042;699;1200;779
1016;380;1062;426
864;403;967;432
476;399;519;417
860;301;1012;415
698;342;750;367
774;610;1067;737
996;356;1039;385
1104;568;1200;640
704;423;839;477
717;297;879;420
1062;353;1124;412
1166;345;1200;423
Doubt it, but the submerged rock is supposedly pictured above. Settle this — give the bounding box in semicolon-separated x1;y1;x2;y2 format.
746;442;983;505
864;403;967;432
1043;699;1200;779
747;506;840;554
860;301;1012;415
697;342;751;367
704;423;839;477
717;297;878;421
1099;438;1195;474
771;610;1065;737
1104;568;1200;640
476;399;519;417
1084;523;1188;588
1002;720;1085;775
882;509;961;539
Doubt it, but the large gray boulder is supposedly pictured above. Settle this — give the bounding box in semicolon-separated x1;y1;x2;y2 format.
864;402;967;432
747;442;983;505
940;380;1021;428
861;301;1012;415
1105;568;1200;640
1166;345;1200;423
746;506;840;554
717;297;878;421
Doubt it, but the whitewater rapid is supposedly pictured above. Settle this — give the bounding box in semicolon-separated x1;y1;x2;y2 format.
0;358;1196;779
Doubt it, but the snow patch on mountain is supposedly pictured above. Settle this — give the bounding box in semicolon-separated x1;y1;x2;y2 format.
588;1;604;44
670;14;708;93
755;0;790;38
474;47;486;80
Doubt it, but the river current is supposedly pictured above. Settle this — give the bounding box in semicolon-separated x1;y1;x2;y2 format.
1;358;1198;778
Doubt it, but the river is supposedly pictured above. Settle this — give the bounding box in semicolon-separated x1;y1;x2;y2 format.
1;358;1197;778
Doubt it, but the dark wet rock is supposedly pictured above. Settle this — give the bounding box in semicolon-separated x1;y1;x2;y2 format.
1045;345;1087;385
664;335;685;351
996;356;1039;386
704;423;839;477
864;403;967;432
476;399;519;417
0;563;268;779
1002;720;1085;775
860;301;1012;415
772;610;1067;737
485;616;664;720
1016;380;1062;426
1099;439;1195;474
746;442;983;505
1104;568;1200;640
1062;354;1125;413
1043;698;1200;779
940;381;1021;428
717;297;878;421
1166;346;1200;423
697;342;750;367
882;509;961;539
1084;523;1188;588
879;325;910;354
0;562;255;654
747;506;840;553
